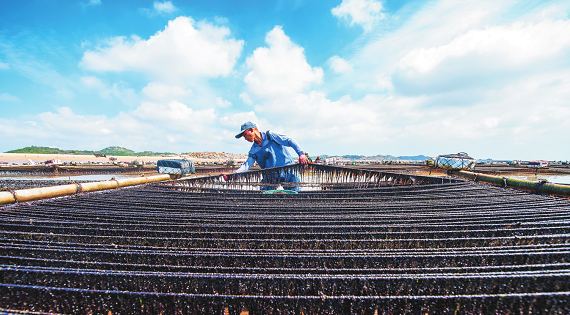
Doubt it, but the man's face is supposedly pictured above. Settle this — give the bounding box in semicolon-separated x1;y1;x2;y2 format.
242;128;254;142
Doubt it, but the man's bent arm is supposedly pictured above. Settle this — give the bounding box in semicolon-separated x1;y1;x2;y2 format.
269;132;305;156
235;156;255;173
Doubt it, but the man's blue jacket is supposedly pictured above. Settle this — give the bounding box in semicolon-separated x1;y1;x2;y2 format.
235;130;305;173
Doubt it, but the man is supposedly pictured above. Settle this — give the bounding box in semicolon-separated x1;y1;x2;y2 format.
223;121;309;190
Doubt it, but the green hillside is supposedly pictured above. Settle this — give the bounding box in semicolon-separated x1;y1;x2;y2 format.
100;146;136;156
6;146;173;156
7;146;94;155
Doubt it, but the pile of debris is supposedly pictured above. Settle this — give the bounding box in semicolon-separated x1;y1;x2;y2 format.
184;152;247;160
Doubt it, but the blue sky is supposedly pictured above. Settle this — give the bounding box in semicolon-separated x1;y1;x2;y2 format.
1;0;569;160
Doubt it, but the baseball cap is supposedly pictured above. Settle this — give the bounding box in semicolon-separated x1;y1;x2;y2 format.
235;121;257;138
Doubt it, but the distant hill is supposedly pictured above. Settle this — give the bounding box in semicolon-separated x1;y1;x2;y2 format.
6;146;175;157
7;146;95;155
100;146;136;156
396;155;433;161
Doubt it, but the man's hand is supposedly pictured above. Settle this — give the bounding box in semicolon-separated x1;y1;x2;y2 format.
299;154;309;165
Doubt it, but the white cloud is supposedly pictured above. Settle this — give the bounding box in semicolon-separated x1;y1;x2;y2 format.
374;73;393;90
239;92;253;105
244;26;323;98
80;76;137;105
214;16;229;25
140;1;177;16
80;40;92;49
329;55;353;73
248;58;570;159
0;101;226;152
219;111;260;128
142;82;192;100
4;0;570;161
391;18;570;96
332;0;385;31
80;16;244;82
35;107;114;136
398;20;570;75
254;91;390;145
348;0;509;85
0;107;163;152
215;97;231;108
153;1;176;14
131;100;217;132
81;0;101;8
80;76;106;89
0;93;20;102
318;0;570;158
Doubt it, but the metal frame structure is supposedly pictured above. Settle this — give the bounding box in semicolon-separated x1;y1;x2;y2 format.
0;165;569;313
166;164;457;192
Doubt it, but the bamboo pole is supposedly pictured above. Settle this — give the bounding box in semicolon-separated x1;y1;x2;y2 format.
80;180;119;192
0;174;174;205
15;184;79;203
0;191;16;204
453;170;570;198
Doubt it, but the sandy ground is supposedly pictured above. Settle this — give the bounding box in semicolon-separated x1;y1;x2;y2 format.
0;153;240;164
